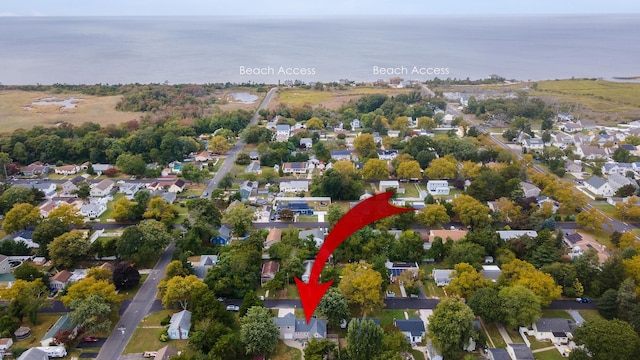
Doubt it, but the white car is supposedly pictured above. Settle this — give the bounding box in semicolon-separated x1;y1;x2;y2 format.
226;305;240;312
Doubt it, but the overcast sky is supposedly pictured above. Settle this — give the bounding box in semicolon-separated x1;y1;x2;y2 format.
2;0;639;17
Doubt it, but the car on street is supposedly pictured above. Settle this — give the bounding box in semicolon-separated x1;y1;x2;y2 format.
226;305;240;312
83;336;99;342
576;297;591;303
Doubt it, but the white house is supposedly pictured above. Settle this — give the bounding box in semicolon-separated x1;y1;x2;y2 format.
608;173;639;192
377;150;399;160
168;310;191;340
584;176;615;197
17;348;50;360
0;338;13;355
280;181;309;193
90;179;115;197
394;319;425;344
379;180;400;192
35;347;67;358
521;138;544;151
80;203;107;219
168;179;186;193
432;269;455;286
351;119;361;129
497;230;538;241
300;138;313;149
427;180;450;195
282;162;310;174
299;228;325;247
330;150;352;161
276;124;291;141
54;164;79;175
244;161;263;175
533;318;575;345
507;343;534;360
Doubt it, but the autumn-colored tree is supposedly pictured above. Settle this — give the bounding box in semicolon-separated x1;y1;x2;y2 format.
354;133;377;158
339;262;385;317
619;232;640;250
360;158;390;180
332;160;357;176
418;116;436;130
445;263;491;299
499;259;562;306
143;197;178;225
493;197;522;222
47;203;84;226
396;160;422;179
451;194;491;229
306;117;324;130
424;155;458;179
2;203;40;234
86;267;113;282
0;279;48;324
162;275;208;310
111;196;137;222
61;277;122;309
48;230;91;268
391;116;410;131
459;160;482;180
576;207;610;234
615;196;640;221
208;135;231;154
415;204;450;228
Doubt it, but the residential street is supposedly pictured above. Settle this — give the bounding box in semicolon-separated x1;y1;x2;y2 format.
95;243;175;360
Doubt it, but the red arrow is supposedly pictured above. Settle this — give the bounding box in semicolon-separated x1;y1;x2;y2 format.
295;191;415;323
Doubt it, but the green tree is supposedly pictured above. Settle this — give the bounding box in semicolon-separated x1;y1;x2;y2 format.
326;204;345;230
573;318;640;360
360;158;390;180
47;203;85;226
48;230;90;268
72;181;91;200
339;263;385;317
162;275;208;310
239;291;264;317
240;307;280;357
317;287;350;328
346;319;384;360
598;289;619;320
69;293;115;335
451;195;491;229
32;218;68;255
2;203;40;234
468;287;502;324
498;285;541;328
1;279;48;324
181;163;209;183
218;173;235;190
617;278;637;322
428;298;476;359
223;204;255;237
13;261;49;287
304;338;336;360
445;263;491;299
115;153;146;176
390;230;425;263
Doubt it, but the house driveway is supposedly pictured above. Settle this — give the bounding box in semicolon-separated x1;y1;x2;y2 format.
283;339;305;360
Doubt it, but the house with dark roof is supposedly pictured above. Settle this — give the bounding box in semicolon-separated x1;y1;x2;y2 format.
245;161;262;175
563;232;583;247
282;162;310;174
261;261;280;285
330;150;352;161
386;261;419;283
273;313;327;340
394;318;425;344
193;255;218;279
168;179;186;193
507;343;534;360
211;225;231;245
487;348;511;360
278;201;313;215
50;270;73;290
168;310;191;340
154;345;180;360
533;318;575;345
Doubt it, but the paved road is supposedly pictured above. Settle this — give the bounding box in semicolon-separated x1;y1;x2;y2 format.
203;87;277;197
95;243;175;360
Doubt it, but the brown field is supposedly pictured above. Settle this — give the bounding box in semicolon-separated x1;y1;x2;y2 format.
0;90;144;134
211;89;266;112
271;86;417;110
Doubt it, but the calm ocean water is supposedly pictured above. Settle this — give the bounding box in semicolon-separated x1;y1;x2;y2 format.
0;15;639;85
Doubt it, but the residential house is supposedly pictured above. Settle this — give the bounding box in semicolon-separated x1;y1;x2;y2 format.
520;182;541;198
330;150;352;161
62;175;86;195
557;112;574;122
249;151;260;160
533;318;575;345
481;265;502;283
386;262;419;283
211;225;231;245
194;151;211;162
40;313;76;347
91;164;113;175
0;337;13;357
432;269;455;286
565;160;582;173
119;183;141;198
265;228;282;249
244;161;263;175
80;203;107;219
278;201;313;215
608;173;639;192
161;192;177;204
506;343;534;360
299;228;325;247
521;138;544;151
377;149;398;160
576;144;609;160
552;132;574;149
168;310;191;340
15;182;57;199
394;319;425;344
280;180;309;193
497;230;538;241
559;122;582;133
261;261;280;285
192;255;218;279
300;138;313;149
239;181;258;200
168;179;186;193
273;313;327;340
50;270;73;290
379;180;400;192
486;348;511;360
90;179;115;197
427;180;450;195
54;164;79;175
578;119;598;130
17;348;49;360
13;231;39;249
39;201;58;218
275;124;291;141
154;345;180;360
351;119;361;129
387;130;401;138
428;229;468;243
584;176;615;197
266;119;279;131
282;162;310;174
22;162;49;176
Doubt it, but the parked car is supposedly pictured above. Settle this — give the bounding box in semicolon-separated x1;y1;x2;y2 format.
226;305;240;312
83;336;99;342
576;297;591;303
143;352;157;358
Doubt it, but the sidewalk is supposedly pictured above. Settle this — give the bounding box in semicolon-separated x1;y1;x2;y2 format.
496;323;513;344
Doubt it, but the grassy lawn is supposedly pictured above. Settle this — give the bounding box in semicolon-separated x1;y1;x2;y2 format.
99;192;125;221
389;282;402;298
143;310;173;326
271;340;302;360
14;313;63;348
297;215;318;222
578;310;603;323
421;280;445;298
376;309;408;327
504;326;524;343
484;323;507;349
533;79;640;112
411;349;426;360
119;274;149;300
527;336;553;350
593;203;616;216
277;89;335;107
534;349;565;360
284;284;299;299
540;309;572;319
401;184;421;198
123;327;190;354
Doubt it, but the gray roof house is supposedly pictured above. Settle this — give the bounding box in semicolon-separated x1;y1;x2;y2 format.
487;348;511;360
533;318;575;344
17;348;49;360
520;182;541;198
584;176;615;197
481;265;502;282
274;313;327;340
432;269;455;286
299;228;325;247
168;310;191;340
193;255;218;279
497;230;538;241
507;343;534;360
394;318;426;344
